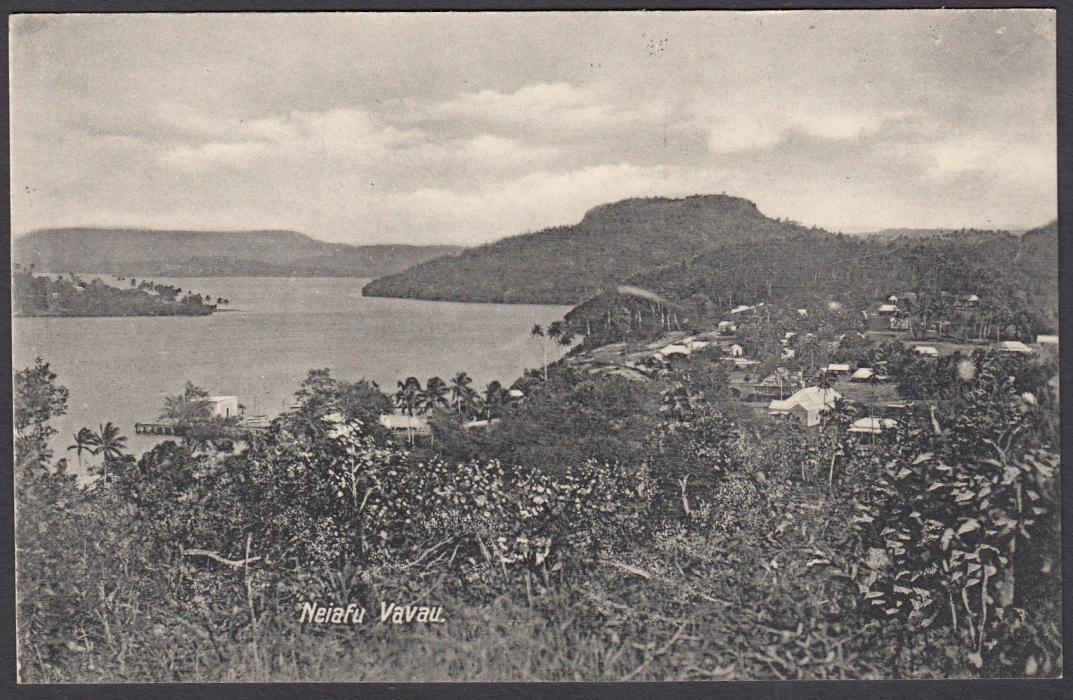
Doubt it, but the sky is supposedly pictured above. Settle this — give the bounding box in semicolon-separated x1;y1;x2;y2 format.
9;10;1057;246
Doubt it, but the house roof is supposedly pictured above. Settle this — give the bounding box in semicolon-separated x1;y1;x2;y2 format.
660;344;691;356
877;304;898;313
1036;335;1059;345
851;367;874;380
768;386;841;414
849;417;899;434
825;363;851;372
999;340;1033;353
914;346;938;356
379;414;430;432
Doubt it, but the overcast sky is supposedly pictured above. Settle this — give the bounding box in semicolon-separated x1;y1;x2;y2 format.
10;10;1056;245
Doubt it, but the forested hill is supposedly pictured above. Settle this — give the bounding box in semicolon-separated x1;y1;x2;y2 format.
565;223;1058;347
12;228;462;278
362;195;827;304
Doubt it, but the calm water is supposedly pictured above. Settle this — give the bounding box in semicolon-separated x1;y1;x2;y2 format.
13;276;572;464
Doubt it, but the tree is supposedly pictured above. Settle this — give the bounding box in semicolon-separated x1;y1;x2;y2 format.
450;372;476;416
89;422;127;482
66;427;97;469
422;376;449;412
483;380;507;419
530;325;549;380
14;357;70;441
160;382;213;425
394;377;422;417
337;379;393;428
797;335;827;379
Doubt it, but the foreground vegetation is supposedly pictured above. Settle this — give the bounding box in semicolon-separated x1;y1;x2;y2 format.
15;332;1060;679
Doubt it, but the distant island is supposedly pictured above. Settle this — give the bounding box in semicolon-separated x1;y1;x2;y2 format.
12;228;463;278
13;269;217;317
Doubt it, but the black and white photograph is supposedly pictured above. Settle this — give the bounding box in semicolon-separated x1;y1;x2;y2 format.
8;8;1062;683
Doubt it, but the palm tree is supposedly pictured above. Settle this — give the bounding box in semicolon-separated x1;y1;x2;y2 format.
483;380;506;419
450;372;476;416
797;335;827;379
932;298;954;338
89;422;127;481
422;376;449;412
530;325;548;380
66;427;97;469
93;422;127;461
394;377;422;417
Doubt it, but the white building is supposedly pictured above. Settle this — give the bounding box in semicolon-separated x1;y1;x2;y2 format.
660;344;691;357
768;386;842;428
914;346;938;357
848;417;899;434
850;367;874;382
379;414;431;435
206;395;240;419
999;340;1033;354
1036;335;1059;347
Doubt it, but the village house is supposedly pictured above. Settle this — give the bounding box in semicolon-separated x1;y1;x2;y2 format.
999;340;1033;354
850;367;875;382
718;320;737;334
1036;334;1059;347
379;413;431;436
913;345;939;357
848;417;899;439
205;395;241;419
749;367;803;401
658;343;691;358
767;386;841;428
823;363;851;377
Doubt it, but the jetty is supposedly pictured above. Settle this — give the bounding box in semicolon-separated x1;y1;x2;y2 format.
134;421;270;437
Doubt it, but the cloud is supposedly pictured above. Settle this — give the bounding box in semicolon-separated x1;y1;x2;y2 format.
427;82;613;130
703;103;885;154
925;131;1055;184
159;141;267;169
9;12;1057;243
392;163;718;243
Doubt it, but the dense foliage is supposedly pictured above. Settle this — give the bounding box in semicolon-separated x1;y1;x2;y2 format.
15;335;1060;680
566;224;1057;349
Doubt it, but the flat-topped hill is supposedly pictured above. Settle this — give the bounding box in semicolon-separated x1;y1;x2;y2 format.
12;227;462;278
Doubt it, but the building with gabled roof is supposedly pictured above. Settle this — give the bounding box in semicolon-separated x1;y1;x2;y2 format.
768;386;841;427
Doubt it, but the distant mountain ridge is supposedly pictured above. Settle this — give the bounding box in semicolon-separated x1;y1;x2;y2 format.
363;194;827;304
12;228;462;278
850;226;1026;239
